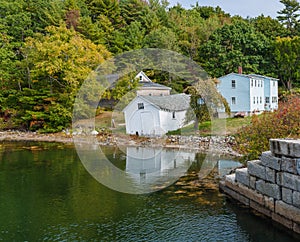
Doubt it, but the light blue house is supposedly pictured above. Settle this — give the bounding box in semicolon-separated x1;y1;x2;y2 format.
249;74;279;111
217;73;278;116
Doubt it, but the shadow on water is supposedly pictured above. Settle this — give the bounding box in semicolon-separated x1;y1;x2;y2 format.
0;141;298;241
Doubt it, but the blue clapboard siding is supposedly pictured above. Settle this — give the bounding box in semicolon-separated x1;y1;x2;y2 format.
217;73;278;114
217;73;251;113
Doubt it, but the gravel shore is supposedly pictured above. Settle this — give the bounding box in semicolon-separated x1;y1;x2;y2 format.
0;131;242;157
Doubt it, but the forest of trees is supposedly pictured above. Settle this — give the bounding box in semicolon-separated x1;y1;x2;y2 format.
0;0;299;132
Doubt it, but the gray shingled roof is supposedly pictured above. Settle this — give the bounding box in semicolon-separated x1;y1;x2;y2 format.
142;94;190;111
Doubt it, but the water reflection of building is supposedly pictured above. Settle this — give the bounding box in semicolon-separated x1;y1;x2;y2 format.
125;147;195;184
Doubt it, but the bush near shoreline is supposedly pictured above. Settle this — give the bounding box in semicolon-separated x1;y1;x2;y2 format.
234;94;300;159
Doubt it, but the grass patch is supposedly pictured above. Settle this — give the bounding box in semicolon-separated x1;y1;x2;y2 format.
168;117;252;136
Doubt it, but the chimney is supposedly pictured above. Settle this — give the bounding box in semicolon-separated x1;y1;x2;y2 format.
238;66;243;74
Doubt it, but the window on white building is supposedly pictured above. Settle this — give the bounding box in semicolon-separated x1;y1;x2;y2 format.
232;80;236;89
272;97;277;103
260;97;262;104
265;97;270;103
251;79;253;87
138;103;144;109
231;97;236;105
253;97;256;104
172;111;176;119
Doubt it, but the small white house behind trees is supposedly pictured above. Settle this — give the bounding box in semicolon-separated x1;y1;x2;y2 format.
135;71;171;96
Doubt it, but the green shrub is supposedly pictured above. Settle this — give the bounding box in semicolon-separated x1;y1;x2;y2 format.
234;95;300;159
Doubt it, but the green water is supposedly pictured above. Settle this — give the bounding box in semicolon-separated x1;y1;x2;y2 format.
0;141;298;241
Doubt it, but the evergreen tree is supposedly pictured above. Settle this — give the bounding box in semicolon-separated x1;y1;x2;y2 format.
277;0;300;36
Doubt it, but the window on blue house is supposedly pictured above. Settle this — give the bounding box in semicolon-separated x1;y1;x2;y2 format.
138;103;144;109
231;80;236;89
231;97;236;105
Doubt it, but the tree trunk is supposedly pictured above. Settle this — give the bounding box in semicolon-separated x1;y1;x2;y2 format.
194;117;199;131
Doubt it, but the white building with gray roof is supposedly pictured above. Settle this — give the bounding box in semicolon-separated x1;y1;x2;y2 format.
123;93;190;136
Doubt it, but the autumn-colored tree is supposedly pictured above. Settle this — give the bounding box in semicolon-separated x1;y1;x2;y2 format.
22;24;111;94
12;23;112;131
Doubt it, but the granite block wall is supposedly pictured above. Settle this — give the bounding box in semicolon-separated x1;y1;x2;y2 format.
220;139;300;234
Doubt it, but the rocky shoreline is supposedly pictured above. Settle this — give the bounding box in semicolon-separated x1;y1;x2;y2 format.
0;131;242;157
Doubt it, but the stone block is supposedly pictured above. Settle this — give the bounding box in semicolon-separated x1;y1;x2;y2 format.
281;157;299;174
236;168;250;187
271;213;293;230
225;178;264;205
293;191;300;208
225;173;236;183
250;200;272;217
281;172;300;192
293;222;300;234
270;139;300;158
261;151;281;171
219;180;226;191
282;187;293;205
275;200;300;224
265;167;276;183
219;181;250;206
264;195;275;211
248;160;266;180
225;175;238;191
256;179;281;200
276;172;282;186
238;184;265;205
250;176;256;189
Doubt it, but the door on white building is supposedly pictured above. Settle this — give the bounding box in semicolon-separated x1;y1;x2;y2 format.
129;111;154;136
140;111;154;135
